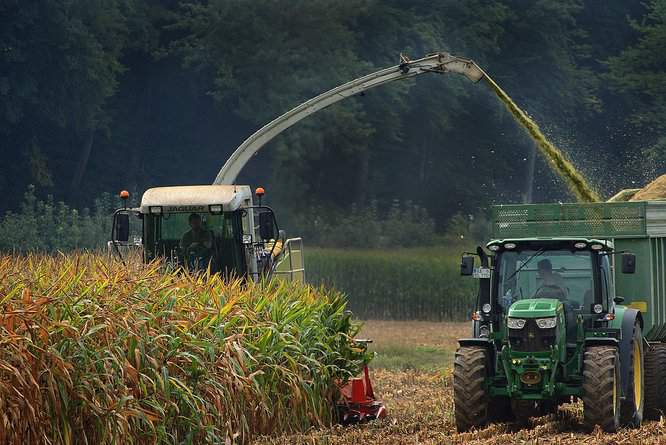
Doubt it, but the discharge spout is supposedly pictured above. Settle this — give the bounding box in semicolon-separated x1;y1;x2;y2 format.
214;52;600;203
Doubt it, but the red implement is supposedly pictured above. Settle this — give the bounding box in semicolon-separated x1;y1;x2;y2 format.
337;365;387;424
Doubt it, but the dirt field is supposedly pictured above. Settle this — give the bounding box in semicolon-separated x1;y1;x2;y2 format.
258;320;666;445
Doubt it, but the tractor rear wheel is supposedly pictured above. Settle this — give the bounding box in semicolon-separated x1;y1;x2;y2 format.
453;346;491;432
582;346;621;432
644;343;666;419
620;323;644;427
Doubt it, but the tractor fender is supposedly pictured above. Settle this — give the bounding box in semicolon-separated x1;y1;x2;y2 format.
612;307;643;399
458;338;496;374
584;337;619;347
458;338;493;349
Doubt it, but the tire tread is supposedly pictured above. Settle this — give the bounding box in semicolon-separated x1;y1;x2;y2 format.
454;346;489;431
582;346;620;432
644;343;666;419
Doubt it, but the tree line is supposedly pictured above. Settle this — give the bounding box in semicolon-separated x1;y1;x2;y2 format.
1;0;664;234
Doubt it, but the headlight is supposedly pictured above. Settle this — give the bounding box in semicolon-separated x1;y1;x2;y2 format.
536;317;557;329
209;204;223;214
507;318;526;329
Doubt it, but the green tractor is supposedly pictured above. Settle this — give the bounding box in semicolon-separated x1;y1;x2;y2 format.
454;201;666;432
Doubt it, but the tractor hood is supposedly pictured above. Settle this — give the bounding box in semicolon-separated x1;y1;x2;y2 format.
507;298;561;318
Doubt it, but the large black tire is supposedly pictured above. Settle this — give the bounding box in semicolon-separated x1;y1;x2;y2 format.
620;323;644;427
582;346;621;432
453;346;491;432
644;343;666;419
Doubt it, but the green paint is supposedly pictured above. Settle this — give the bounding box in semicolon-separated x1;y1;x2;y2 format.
508;298;561;318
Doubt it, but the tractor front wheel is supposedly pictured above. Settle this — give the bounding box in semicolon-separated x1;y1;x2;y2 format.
582;346;621;432
453;346;491;432
644;343;666;419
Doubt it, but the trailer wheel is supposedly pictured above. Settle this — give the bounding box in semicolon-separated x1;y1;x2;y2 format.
620;323;644;427
582;346;621;432
644;343;666;419
453;346;491;432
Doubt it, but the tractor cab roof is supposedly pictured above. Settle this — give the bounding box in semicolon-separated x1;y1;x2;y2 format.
140;185;252;214
486;237;614;252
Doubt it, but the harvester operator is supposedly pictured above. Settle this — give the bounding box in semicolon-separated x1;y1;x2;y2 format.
180;213;213;255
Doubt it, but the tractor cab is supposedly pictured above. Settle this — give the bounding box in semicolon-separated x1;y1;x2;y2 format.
463;238;636;352
110;185;305;282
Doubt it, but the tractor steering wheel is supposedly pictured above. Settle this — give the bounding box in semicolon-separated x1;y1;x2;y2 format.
535;284;568;300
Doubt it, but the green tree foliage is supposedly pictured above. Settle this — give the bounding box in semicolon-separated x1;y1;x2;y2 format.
284;200;438;248
0;0;663;245
0;186;117;252
608;0;666;173
0;0;132;200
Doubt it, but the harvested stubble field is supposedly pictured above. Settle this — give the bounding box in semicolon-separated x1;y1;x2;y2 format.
259;321;666;445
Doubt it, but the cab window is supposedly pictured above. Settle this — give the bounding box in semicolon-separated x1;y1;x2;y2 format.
144;211;245;275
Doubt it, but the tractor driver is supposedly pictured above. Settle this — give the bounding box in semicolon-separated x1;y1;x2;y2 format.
180;213;213;257
536;259;567;298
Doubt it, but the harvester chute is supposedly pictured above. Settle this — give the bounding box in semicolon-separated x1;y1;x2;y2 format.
214;52;484;185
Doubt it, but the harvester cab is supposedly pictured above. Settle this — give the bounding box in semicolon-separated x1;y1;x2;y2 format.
109;185;305;282
451;201;666;433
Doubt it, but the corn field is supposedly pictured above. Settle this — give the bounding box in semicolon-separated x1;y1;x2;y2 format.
306;248;478;321
0;253;368;445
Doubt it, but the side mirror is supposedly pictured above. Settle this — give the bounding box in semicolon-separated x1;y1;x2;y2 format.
613;296;625;304
259;211;275;240
621;252;636;274
114;212;130;243
461;255;475;276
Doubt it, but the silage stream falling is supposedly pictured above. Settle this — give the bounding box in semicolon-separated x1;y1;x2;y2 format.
482;74;601;202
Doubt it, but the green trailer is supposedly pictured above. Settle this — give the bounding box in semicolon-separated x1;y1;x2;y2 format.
454;200;666;432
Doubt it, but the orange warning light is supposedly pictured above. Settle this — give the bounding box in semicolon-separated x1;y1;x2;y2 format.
119;190;130;200
255;187;265;197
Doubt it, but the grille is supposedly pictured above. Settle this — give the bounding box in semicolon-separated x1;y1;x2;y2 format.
509;319;556;352
492;202;646;239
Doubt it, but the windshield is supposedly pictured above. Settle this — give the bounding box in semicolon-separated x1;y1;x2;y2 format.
145;211;245;274
497;249;594;310
160;212;232;241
